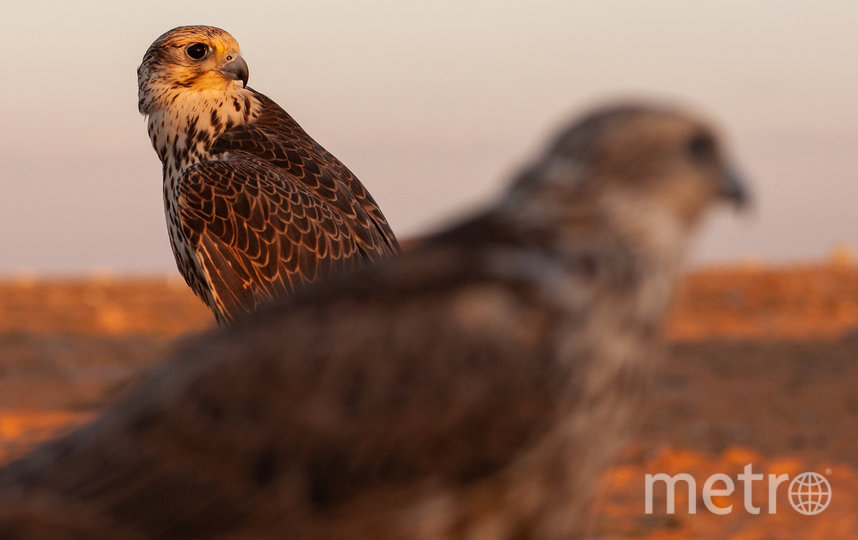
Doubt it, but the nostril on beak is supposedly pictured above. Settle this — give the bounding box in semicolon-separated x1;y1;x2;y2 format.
221;56;249;87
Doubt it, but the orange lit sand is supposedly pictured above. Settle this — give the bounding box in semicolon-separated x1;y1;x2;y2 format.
1;263;857;538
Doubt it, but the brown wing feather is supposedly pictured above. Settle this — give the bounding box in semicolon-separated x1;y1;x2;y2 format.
178;159;365;323
0;242;572;537
210;90;400;255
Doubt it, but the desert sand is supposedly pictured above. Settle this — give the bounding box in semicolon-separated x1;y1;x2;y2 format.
1;262;857;539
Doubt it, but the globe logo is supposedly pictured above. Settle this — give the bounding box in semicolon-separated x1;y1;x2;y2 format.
788;472;832;515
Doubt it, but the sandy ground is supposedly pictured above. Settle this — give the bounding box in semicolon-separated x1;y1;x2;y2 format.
1;262;857;538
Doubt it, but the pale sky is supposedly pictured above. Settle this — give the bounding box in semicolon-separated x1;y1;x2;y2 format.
1;1;856;274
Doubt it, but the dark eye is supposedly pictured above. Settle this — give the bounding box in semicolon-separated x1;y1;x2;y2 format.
186;43;209;60
685;131;717;163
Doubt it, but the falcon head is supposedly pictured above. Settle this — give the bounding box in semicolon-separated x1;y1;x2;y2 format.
138;25;250;115
511;104;747;235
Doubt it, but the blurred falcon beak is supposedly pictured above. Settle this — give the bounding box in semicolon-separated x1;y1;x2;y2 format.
220;56;249;88
719;167;749;210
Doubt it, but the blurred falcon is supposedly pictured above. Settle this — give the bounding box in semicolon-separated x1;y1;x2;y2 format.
0;104;746;538
137;26;400;324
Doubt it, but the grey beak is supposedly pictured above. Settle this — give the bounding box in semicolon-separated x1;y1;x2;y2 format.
220;56;249;87
720;167;749;210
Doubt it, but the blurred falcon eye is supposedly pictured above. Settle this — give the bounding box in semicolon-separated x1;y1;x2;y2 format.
186;43;209;60
685;131;717;163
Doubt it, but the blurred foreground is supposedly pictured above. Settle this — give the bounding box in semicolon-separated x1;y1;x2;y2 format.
1;262;857;538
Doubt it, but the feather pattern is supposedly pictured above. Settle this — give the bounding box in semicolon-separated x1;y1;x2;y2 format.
0;103;746;539
137;26;400;324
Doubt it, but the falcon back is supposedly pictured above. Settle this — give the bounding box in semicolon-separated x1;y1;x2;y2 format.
137;26;400;324
0;104;746;538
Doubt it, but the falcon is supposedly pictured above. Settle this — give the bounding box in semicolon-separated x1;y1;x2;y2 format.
137;26;400;324
0;104;746;538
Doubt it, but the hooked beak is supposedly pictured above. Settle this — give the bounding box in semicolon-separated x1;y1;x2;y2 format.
220;56;249;88
719;166;749;210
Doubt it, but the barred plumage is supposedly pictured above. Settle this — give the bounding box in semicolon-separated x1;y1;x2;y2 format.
137;26;399;324
0;104;745;538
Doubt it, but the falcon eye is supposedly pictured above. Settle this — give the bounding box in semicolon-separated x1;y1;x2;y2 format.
186;43;209;60
685;131;717;163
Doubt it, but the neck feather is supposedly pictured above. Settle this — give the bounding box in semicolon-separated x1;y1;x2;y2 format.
145;86;259;180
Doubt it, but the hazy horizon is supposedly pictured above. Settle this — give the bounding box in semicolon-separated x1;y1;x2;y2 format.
2;1;856;275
